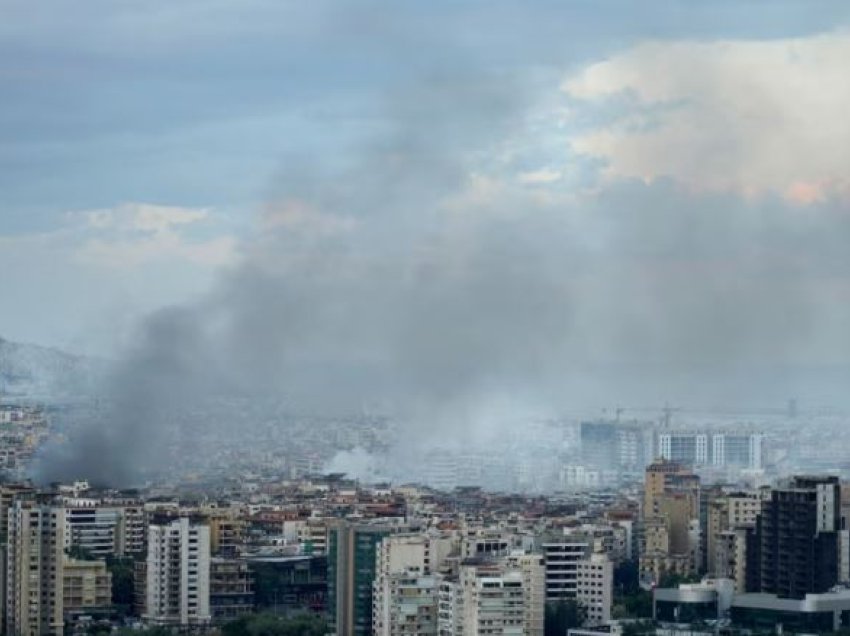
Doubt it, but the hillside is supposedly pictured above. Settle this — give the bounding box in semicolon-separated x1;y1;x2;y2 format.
0;336;103;399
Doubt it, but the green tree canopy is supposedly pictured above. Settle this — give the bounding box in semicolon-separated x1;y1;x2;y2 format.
222;612;328;636
545;600;582;636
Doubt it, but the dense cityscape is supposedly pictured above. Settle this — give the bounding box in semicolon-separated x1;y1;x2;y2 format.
4;1;850;635
0;394;848;635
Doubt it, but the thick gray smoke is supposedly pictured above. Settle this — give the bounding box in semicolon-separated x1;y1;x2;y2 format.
35;70;850;486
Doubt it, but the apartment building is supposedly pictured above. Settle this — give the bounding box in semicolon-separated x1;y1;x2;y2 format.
143;515;211;627
63;558;112;629
576;554;613;626
5;500;65;636
438;557;544;636
209;558;254;622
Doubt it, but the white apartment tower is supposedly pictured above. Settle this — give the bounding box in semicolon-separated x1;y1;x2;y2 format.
437;577;463;636
143;516;211;627
576;554;613;626
657;431;764;469
506;553;546;636
437;557;545;636
373;533;456;636
375;573;440;636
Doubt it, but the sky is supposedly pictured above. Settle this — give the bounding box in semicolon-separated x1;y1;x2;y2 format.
3;1;850;411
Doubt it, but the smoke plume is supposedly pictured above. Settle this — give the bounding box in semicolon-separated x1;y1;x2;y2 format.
34;59;850;487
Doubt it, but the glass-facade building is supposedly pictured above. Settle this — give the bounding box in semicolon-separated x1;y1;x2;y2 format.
327;523;392;636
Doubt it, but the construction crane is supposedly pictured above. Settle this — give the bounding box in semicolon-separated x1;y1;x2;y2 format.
661;403;681;428
601;404;682;427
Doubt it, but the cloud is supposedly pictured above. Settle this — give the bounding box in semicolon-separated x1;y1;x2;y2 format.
563;32;850;201
518;168;562;184
78;234;236;268
84;202;210;233
0;203;241;352
74;202;237;268
261;199;356;236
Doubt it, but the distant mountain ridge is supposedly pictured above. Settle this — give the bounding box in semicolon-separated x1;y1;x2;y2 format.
0;336;103;399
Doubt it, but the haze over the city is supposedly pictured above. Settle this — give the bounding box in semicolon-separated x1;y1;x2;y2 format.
2;1;850;485
5;7;850;636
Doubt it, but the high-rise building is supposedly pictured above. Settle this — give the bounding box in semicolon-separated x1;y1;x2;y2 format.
297;519;329;555
373;533;456;636
206;509;246;558
576;554;613;626
581;421;619;469
643;459;697;518
747;476;842;599
704;490;763;578
111;498;147;556
437;557;544;636
143;515;211;627
726;491;764;527
374;573;440;636
209;558;254;623
437;576;462;636
581;420;651;473
62;498;147;558
377;533;456;578
713;527;749;592
641;460;700;584
0;483;35;632
5;499;65;636
63;501;122;558
0;484;34;545
712;433;763;469
328;522;395;636
539;533;591;601
658;433;710;466
461;528;514;560
506;553;546;636
423;451;459;491
656;431;764;470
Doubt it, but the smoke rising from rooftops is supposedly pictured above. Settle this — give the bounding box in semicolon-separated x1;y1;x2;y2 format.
33;67;850;487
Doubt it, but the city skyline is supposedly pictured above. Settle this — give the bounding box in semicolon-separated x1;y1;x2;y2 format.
4;3;850;635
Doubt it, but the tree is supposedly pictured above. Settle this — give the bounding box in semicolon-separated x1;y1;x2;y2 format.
621;619;656;636
222;612;328;636
107;556;137;616
614;560;640;595
657;571;700;588
612;560;652;620
613;588;652;619
545;600;582;636
66;545;96;561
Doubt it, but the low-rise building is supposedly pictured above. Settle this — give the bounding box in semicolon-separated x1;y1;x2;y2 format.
731;589;850;633
654;578;735;625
